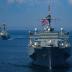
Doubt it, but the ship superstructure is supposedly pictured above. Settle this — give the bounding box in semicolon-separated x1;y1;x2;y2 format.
28;2;71;69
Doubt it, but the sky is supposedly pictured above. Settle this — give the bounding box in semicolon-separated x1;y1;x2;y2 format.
0;0;72;30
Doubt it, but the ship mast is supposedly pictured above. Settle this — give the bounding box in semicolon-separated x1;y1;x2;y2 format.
47;0;52;71
47;5;51;27
46;0;52;27
43;0;54;32
2;24;7;31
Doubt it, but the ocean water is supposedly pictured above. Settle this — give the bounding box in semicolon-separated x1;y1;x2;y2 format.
0;30;72;72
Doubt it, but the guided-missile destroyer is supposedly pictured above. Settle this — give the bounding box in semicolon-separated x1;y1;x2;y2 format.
0;24;10;40
28;3;71;69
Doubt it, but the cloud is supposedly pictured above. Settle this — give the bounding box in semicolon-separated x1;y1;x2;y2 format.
7;0;48;4
69;0;72;5
7;0;15;4
7;0;26;4
16;0;26;4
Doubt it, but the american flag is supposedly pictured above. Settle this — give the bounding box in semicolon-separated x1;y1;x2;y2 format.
41;18;48;25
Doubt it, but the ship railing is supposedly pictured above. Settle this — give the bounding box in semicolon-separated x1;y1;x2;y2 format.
29;39;41;48
58;40;70;48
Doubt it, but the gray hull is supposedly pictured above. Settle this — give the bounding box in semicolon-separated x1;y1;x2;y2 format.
30;47;70;68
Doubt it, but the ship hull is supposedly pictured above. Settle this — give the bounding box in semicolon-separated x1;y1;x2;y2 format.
0;35;10;40
30;47;70;68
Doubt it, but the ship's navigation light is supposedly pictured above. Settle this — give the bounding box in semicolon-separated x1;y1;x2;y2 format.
34;28;37;34
65;42;70;48
48;40;52;45
60;27;64;36
48;28;50;32
35;28;37;31
34;42;38;46
44;27;46;31
60;27;63;31
65;44;68;47
49;40;51;43
61;43;64;46
0;32;4;35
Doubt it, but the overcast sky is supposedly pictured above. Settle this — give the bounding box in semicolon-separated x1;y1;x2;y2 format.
0;0;72;30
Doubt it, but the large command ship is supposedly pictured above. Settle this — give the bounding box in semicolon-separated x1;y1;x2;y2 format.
28;2;71;69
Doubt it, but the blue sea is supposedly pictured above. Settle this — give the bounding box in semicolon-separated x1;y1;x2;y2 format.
0;30;72;72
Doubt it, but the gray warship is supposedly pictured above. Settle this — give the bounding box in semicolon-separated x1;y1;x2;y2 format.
0;24;10;40
28;4;71;69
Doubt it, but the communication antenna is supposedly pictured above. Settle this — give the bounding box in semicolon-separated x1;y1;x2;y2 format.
46;0;56;27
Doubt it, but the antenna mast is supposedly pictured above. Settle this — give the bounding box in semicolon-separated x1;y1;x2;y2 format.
46;0;52;27
46;0;55;27
48;0;51;15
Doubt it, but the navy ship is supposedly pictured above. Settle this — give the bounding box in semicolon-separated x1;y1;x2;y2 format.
0;24;10;40
28;3;71;69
